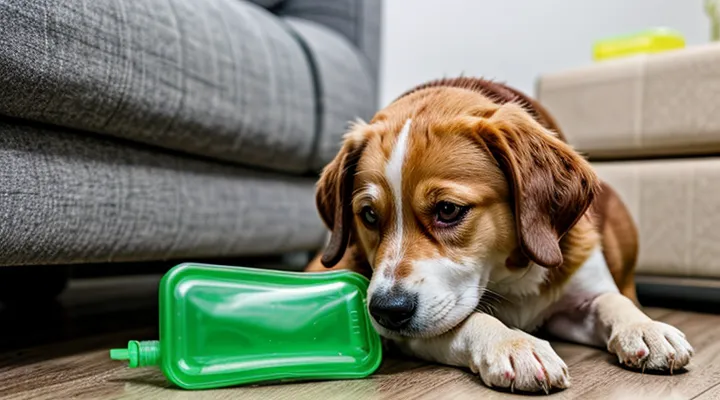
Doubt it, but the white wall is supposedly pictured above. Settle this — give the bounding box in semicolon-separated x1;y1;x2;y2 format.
379;0;710;106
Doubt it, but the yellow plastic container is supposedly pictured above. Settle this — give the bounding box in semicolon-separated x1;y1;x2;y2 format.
593;28;685;61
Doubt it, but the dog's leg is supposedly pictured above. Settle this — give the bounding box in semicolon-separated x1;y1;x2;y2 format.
595;292;693;371
546;247;693;372
395;312;570;392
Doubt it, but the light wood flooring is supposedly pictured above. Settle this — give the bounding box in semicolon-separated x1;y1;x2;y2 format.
1;275;720;399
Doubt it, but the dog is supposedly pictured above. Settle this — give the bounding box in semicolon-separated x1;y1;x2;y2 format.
305;77;693;392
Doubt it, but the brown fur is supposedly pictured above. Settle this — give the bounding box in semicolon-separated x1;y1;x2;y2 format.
590;182;639;302
306;243;372;278
310;77;638;302
350;89;519;274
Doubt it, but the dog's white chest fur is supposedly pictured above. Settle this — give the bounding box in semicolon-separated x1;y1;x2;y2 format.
487;265;557;331
486;245;614;332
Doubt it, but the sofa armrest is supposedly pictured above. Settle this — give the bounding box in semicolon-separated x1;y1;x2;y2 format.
277;0;382;171
277;0;382;81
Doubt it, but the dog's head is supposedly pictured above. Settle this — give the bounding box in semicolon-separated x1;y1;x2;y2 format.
316;79;598;338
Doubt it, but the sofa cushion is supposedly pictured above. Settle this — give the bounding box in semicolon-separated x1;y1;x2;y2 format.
279;0;381;82
0;0;320;173
0;118;326;266
538;44;720;160
595;158;720;278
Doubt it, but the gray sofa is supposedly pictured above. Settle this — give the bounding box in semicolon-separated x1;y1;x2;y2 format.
0;0;381;269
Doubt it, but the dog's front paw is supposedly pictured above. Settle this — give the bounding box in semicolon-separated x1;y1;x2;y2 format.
470;331;570;393
608;321;693;372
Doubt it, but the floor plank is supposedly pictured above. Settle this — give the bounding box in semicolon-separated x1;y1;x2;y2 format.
695;384;720;400
2;276;720;399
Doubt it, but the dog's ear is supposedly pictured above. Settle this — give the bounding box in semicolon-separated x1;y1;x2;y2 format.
474;103;599;268
315;133;367;268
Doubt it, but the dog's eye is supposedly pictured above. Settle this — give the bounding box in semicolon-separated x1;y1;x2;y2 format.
435;201;467;225
360;206;379;228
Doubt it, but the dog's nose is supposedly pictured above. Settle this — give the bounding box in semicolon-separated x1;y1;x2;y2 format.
369;290;417;330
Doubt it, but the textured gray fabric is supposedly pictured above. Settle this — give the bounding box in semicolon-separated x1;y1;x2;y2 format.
284;18;376;171
0;0;318;173
247;0;285;9
280;0;382;81
0;119;326;267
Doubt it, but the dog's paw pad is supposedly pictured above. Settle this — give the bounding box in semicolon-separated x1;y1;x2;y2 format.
608;321;693;372
471;333;570;393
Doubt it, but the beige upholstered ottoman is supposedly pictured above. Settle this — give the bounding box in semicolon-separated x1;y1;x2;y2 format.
593;159;720;278
538;44;720;291
538;43;720;160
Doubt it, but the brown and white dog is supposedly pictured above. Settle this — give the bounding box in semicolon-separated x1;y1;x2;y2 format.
305;77;693;392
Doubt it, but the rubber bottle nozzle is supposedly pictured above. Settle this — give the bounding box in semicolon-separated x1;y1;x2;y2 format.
109;340;161;368
110;348;129;361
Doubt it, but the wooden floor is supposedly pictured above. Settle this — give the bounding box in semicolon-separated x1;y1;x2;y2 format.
1;275;720;399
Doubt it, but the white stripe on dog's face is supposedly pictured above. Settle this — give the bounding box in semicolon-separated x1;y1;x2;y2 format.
377;119;411;280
